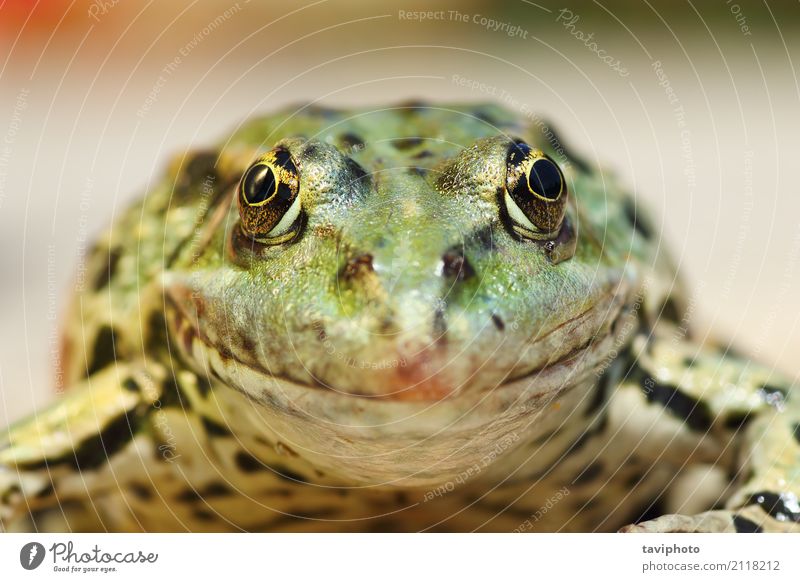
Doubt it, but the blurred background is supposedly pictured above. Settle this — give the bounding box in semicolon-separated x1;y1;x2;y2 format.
1;0;799;425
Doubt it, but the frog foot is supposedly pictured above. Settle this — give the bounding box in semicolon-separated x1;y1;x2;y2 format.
620;507;800;533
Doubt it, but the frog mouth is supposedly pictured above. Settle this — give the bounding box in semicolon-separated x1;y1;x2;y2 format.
163;287;632;488
166;287;631;405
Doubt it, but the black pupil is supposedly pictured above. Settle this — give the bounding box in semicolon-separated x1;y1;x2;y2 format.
243;164;277;205
528;159;562;200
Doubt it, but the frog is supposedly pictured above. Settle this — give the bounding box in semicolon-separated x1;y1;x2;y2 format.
1;101;799;533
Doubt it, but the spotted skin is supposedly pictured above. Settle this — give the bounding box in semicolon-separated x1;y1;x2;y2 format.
1;102;798;532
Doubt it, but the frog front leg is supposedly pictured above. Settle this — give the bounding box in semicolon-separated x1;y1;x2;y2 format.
0;362;175;531
617;325;800;533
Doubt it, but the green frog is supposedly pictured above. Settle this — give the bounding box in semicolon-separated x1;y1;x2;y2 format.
1;102;798;532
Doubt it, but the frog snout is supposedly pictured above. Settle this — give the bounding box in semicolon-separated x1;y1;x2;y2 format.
338;243;476;298
327;246;491;400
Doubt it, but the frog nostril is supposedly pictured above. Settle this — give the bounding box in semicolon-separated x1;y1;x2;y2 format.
440;248;474;281
341;253;374;281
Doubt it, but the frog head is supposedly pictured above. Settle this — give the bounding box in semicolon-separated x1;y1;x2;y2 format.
164;104;642;485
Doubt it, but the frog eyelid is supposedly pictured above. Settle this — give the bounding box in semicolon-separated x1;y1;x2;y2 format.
263;195;302;239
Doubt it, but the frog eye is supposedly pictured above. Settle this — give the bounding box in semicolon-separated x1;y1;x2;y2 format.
237;147;301;243
504;141;568;239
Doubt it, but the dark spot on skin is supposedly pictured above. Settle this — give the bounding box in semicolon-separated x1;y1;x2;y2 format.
624;470;648;489
202;417;232;437
0;483;20;504
180;326;196;358
537;120;592;174
35;482;55;500
634;497;667;524
176;489;201;502
173;151;220;202
682;356;696;368
196;375;212;399
393;137;423;150
341;253;374;281
732;515;763;533
639;374;712;432
584;365;614;418
159;375;184;408
473;109;499;126
303;143;320;158
710;499;727;511
20;408;141;471
395;491;409;505
129;483;153;500
412;150;434;159
378;317;394;334
408;166;428;177
145;311;169;354
122;378;139;393
275;466;309;484
345;158;369;185
164;155;236;268
623;199;653;240
793;422;800;444
727;461;751;484
658;297;682;324
86;326;119;377
636;314;654;339
92;247;122;291
338;132;365;151
471;226;496;251
193;509;216;521
746;491;800;523
217;344;235;362
491;313;505;331
235;451;263;473
397;100;428;114
202;482;232;497
441;248;474;281
572;462;604;486
724;412;753;431
238;333;256;355
185;152;218;180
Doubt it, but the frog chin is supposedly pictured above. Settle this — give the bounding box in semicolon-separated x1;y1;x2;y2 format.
172;296;635;486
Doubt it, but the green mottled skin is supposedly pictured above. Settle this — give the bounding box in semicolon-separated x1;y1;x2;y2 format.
1;103;799;532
